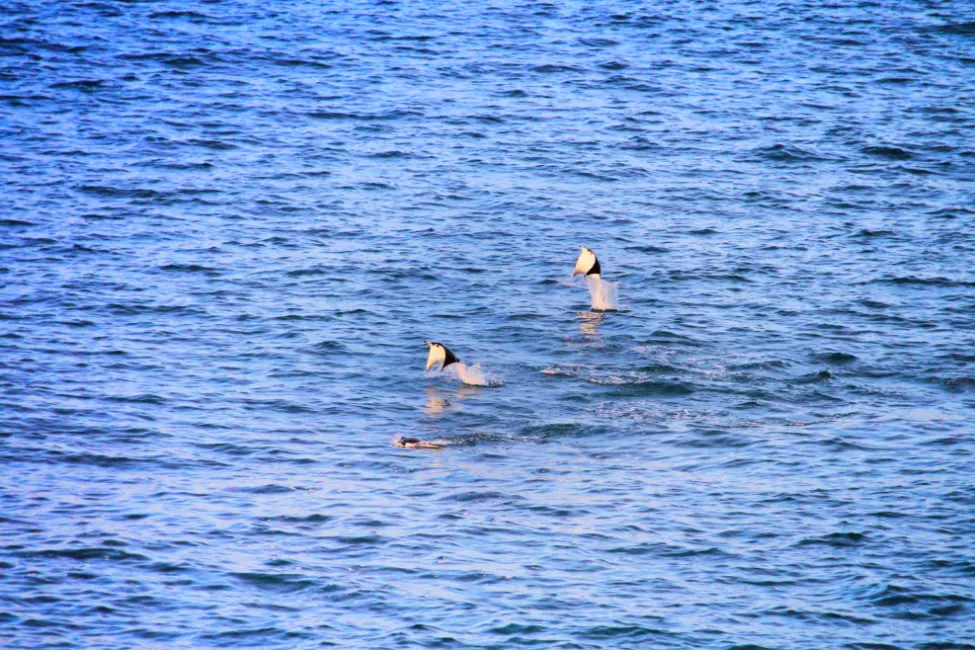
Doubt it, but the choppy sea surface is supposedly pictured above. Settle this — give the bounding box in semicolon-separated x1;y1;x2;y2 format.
2;1;974;648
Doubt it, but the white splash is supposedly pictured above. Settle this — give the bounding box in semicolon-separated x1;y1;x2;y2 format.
449;362;503;387
586;275;619;311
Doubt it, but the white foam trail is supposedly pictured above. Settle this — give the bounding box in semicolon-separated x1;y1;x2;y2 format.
451;362;503;387
586;275;618;311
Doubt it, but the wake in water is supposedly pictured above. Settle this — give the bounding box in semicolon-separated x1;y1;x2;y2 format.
391;430;513;450
573;246;619;311
393;436;447;450
424;340;503;387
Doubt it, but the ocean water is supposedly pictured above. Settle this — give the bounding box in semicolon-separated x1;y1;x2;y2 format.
2;1;974;648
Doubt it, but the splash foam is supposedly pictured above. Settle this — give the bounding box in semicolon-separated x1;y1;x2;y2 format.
586;275;619;311
452;362;503;387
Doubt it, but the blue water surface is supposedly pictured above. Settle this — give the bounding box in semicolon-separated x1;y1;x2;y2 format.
2;1;974;648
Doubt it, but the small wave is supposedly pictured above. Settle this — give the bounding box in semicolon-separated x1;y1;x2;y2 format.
540;365;582;377
858;299;890;309
931;377;975;393
188;138;236;150
272;57;332;69
441;490;511;504
901;166;938;176
23;547;148;562
51;79;105;90
580;625;671;640
518;423;606;441
231;572;316;593
591;378;694;396
149;10;210;20
531;63;581;73
286;266;328;277
106;393;165;404
366;150;412;159
874;276;975;288
579;37;619;48
489;623;546;635
853;229;896;238
636;363;680;374
159;263;219;274
929;22;975;35
267;514;332;524
235;484;300;494
810;352;857;365
862;145;914;160
797;531;867;547
728;359;790;371
744;143;834;162
607;541;698;557
306;109;418;121
626;244;669;253
78;185;160;198
313;340;346;352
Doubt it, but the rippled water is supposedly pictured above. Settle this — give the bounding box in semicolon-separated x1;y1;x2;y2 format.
2;1;974;648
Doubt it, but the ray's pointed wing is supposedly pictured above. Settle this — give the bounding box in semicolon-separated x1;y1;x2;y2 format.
573;247;600;276
424;341;460;371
